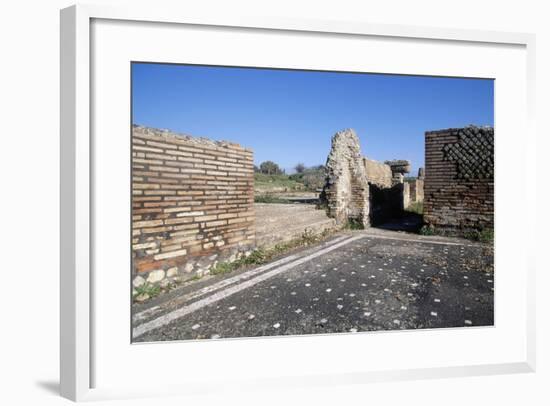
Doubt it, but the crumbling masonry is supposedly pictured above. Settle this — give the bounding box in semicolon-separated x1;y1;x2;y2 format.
322;129;371;227
322;129;420;226
322;126;492;232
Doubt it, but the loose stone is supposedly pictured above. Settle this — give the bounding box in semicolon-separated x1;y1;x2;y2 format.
146;269;165;284
133;275;146;288
166;267;178;278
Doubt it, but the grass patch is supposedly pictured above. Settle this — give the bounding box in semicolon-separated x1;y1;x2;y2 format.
210;228;334;277
209;262;234;276
464;228;494;243
254;173;305;191
133;282;161;299
344;219;365;230
210;249;268;276
479;229;494;243
288;166;326;191
254;195;293;204
419;224;494;243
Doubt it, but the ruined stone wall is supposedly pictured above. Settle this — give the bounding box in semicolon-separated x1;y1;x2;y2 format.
363;157;392;188
409;179;424;203
424;126;494;230
132;126;255;284
409;168;425;203
402;182;410;209
322;129;370;227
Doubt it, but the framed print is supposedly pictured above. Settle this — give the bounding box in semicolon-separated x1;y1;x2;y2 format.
60;4;536;402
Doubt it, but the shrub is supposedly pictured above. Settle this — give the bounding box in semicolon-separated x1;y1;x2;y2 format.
419;225;436;236
479;229;494;243
242;249;267;265
464;228;493;243
345;219;365;230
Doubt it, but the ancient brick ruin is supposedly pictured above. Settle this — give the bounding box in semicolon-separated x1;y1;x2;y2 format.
132;126;255;286
322;129;371;227
131;123;492;292
322;129;418;227
423;126;494;231
363;157;392;188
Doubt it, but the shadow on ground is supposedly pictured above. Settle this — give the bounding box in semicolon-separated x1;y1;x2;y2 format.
374;213;424;233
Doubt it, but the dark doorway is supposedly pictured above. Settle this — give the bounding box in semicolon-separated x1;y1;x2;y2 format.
369;183;423;232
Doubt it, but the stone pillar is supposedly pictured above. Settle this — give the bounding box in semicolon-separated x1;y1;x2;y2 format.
415;167;425;203
402;182;410;209
321;129;370;227
385;159;411;209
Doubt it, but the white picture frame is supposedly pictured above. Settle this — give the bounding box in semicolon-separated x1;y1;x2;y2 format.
60;3;536;402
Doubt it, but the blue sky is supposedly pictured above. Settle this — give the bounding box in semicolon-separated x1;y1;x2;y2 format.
132;63;494;175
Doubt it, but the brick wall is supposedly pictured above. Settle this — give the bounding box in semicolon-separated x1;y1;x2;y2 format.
424;126;494;230
132;126;255;282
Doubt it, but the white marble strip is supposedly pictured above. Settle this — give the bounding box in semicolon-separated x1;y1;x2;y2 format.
132;235;349;324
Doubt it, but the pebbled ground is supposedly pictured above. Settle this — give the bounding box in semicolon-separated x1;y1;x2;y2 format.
133;231;494;342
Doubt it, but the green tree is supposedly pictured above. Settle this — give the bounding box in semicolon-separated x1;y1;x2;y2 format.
259;160;282;175
294;163;306;173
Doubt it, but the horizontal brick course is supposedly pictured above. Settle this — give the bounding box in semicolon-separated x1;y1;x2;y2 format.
132;126;255;277
424;126;494;230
